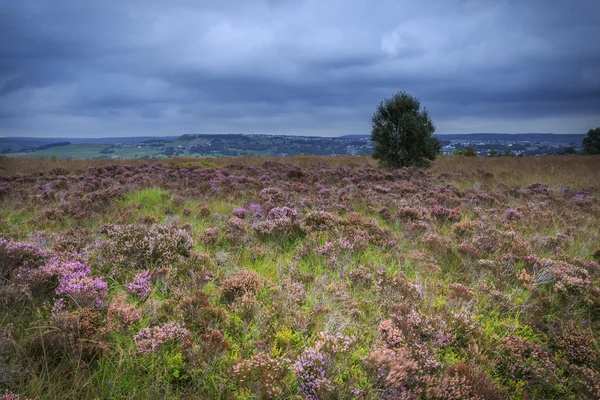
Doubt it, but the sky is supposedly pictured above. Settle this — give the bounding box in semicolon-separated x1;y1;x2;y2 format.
1;0;599;138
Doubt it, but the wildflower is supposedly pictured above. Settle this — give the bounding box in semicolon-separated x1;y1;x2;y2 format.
294;349;332;399
504;208;523;221
126;270;152;299
316;242;333;254
232;208;248;219
106;295;142;332
54;261;108;308
134;322;191;354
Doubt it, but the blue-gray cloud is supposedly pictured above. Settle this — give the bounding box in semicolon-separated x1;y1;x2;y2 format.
1;0;599;137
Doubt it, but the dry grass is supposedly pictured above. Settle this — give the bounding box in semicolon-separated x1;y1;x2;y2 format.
430;155;600;188
2;154;599;189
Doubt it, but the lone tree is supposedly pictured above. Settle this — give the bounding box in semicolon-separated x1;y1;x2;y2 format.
582;127;600;154
371;91;440;168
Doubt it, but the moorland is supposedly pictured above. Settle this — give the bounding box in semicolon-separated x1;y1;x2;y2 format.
0;155;599;399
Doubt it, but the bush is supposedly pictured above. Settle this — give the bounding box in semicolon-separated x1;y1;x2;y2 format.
452;147;477;157
371;91;440;168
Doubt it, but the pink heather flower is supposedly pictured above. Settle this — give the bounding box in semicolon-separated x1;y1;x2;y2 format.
54;261;108;308
0;238;48;275
126;270;152;299
134;322;191;354
504;208;523;221
247;203;263;218
51;298;66;316
232;208;248;219
339;239;354;250
294;349;332;399
317;242;333;254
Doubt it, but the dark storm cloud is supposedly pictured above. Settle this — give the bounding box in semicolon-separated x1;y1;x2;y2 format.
1;0;599;137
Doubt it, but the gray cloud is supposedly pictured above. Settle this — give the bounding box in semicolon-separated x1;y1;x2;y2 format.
1;0;599;137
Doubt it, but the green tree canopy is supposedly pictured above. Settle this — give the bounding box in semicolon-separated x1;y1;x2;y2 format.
582;127;600;154
370;91;440;168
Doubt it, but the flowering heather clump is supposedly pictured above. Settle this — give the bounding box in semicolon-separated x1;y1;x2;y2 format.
553;321;598;366
53;261;108;308
179;290;228;332
202;227;219;245
106;294;142;332
0;239;48;280
457;241;479;258
504;207;523;221
534;258;600;304
374;270;423;306
126;270;152;299
300;210;341;232
247;203;263;218
232;208;247;219
0;182;11;198
280;278;306;304
1;392;36;400
314;331;355;354
448;283;474;302
199;328;230;359
134;322;192;354
252;206;302;238
231;352;288;399
316;242;333;255
431;205;461;222
220;269;262;302
225;217;247;244
198;204;211;217
349;264;374;288
498;335;561;389
294;349;332;399
99;223;193;267
292;331;355;399
258;187;287;204
387;305;453;348
423;233;455;257
396;206;426;221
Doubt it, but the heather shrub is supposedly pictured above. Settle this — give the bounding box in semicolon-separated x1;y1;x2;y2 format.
551;320;598;366
126;270;152;299
220;269;262;303
231;352;289;399
534;258;600;306
27;306;107;366
134;322;192;354
0;239;48;281
252;206;303;239
52;260;108;308
300;210;341;232
106;294;142;332
496;334;563;395
224;217;248;245
293;332;355;399
99;223;193;268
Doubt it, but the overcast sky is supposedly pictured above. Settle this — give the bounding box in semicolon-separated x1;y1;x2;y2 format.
1;0;599;137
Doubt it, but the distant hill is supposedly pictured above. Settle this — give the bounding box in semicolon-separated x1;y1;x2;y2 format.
341;133;585;143
0;136;178;150
0;132;586;159
437;133;585;143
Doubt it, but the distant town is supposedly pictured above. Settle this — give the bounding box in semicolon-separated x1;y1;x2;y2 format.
0;133;587;159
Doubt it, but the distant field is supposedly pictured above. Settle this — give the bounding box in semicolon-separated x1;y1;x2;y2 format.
1;155;599;399
2;154;599;189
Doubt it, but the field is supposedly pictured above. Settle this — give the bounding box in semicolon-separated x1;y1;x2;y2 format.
1;155;599;399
